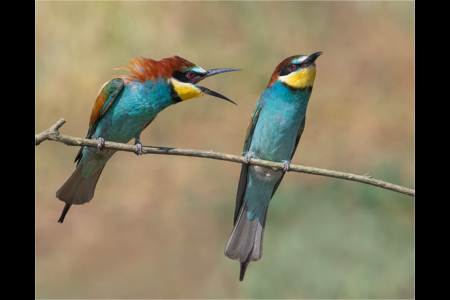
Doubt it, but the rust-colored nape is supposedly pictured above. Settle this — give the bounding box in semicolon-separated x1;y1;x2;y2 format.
116;56;196;82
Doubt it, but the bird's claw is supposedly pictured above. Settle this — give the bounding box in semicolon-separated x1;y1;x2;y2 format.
97;137;105;150
134;142;143;156
244;153;252;164
282;160;290;173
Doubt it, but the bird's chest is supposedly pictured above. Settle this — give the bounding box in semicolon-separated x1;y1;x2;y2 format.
250;102;305;162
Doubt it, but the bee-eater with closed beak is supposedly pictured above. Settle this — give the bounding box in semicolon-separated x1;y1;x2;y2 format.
224;52;322;281
56;56;239;223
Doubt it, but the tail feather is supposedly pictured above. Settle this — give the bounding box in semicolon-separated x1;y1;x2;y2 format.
239;260;250;281
58;203;72;223
56;163;103;223
224;203;267;281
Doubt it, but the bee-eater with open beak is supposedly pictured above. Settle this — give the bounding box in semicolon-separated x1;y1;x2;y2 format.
56;56;239;223
224;52;322;281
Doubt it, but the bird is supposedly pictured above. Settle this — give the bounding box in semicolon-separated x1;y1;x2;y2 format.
56;56;240;223
224;51;322;281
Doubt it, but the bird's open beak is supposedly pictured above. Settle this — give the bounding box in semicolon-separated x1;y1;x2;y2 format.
199;68;241;82
196;86;236;105
195;68;241;105
301;51;323;67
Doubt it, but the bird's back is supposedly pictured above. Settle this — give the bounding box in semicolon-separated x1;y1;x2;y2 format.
93;79;174;144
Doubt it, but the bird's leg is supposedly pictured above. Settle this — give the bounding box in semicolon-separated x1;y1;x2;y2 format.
97;137;105;150
244;152;253;164
134;137;143;156
282;160;291;173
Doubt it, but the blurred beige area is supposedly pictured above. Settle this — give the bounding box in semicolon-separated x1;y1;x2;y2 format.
36;1;414;299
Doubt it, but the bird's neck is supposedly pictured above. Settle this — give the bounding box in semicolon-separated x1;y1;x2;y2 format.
265;81;313;113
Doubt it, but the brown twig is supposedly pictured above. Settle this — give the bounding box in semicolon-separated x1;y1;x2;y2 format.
35;118;415;197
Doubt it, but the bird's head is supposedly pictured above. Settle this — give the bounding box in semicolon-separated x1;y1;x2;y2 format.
267;51;322;89
118;56;239;104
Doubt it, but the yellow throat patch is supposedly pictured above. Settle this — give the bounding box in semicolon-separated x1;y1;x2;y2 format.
279;65;316;89
171;78;204;101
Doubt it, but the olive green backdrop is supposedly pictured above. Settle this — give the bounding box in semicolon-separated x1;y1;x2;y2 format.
35;1;414;298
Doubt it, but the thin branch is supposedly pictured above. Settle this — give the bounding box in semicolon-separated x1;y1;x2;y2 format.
35;118;66;146
36;119;415;197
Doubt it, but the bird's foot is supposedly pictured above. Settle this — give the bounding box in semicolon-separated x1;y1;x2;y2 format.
134;142;143;156
244;153;252;164
97;137;105;150
282;160;290;173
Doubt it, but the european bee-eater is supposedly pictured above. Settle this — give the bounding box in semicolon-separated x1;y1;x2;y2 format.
224;52;322;281
56;56;239;223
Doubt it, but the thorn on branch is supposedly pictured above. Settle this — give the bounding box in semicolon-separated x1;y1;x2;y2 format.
363;172;373;178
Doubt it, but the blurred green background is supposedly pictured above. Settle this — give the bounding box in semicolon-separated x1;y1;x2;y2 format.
35;1;414;299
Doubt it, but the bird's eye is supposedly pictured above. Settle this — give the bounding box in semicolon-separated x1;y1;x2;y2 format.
289;64;297;71
187;72;195;79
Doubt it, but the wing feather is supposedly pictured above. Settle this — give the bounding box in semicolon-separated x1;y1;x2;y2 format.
234;101;262;223
271;117;306;197
74;78;124;164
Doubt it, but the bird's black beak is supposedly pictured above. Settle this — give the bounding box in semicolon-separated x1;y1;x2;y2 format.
300;51;323;67
198;68;241;82
198;86;237;105
196;68;241;105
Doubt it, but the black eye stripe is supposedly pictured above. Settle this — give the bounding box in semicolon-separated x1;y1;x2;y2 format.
279;67;291;76
279;64;299;76
172;70;187;82
172;70;202;83
278;60;313;76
